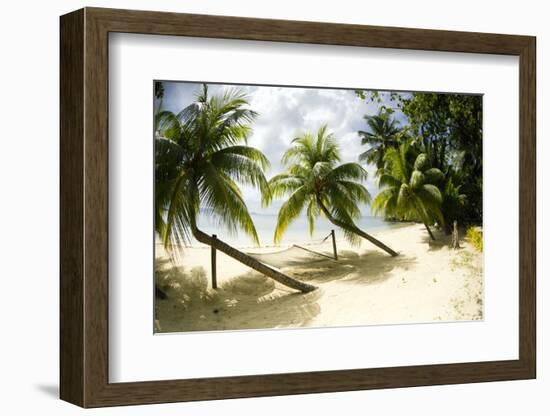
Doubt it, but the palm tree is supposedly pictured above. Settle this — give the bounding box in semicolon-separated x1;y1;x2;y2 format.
155;84;315;293
268;125;397;256
358;108;402;169
441;174;467;234
372;143;444;240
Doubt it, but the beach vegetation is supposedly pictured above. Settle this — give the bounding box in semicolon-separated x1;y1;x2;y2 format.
268;125;398;256
154;82;316;293
466;226;483;252
357;92;482;233
358;107;403;169
372;143;444;240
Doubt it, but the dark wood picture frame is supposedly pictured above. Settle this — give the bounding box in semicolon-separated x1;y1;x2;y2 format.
60;7;536;408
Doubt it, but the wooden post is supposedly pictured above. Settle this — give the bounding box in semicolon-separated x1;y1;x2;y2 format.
450;221;460;249
331;229;338;260
211;234;217;289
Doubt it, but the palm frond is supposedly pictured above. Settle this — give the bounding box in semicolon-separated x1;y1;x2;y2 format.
161;170;195;248
155;110;181;139
383;146;408;182
210;146;270;199
378;172;401;189
198;163;260;244
274;186;308;243
372;188;399;218
155;84;269;250
325;162;368;182
423;167;445;185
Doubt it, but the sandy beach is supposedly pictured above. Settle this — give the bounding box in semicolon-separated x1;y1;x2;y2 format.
155;223;483;333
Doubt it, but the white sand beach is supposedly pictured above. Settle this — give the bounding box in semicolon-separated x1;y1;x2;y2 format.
155;223;483;333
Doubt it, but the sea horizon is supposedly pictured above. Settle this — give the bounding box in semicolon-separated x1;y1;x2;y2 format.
191;213;403;248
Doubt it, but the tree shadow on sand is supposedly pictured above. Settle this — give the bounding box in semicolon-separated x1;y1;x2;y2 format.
155;251;416;332
155;265;322;332
289;250;417;285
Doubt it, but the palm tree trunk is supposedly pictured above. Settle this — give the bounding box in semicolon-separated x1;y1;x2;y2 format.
424;223;436;241
191;225;317;293
317;202;398;257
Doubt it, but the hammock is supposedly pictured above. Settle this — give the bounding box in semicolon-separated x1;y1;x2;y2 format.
156;232;338;269
244;232;336;269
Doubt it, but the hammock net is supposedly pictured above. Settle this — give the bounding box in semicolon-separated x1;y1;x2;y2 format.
242;231;337;268
244;243;335;269
156;232;337;269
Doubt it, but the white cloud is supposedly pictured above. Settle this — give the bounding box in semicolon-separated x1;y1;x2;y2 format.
159;81;405;214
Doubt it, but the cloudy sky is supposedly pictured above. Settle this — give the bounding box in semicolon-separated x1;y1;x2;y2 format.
157;81;409;215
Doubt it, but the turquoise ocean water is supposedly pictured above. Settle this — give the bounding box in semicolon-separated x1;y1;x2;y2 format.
194;213;400;248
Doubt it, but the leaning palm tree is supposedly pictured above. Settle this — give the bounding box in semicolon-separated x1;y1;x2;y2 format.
358;108;402;169
156;84;315;293
268;125;397;256
372;143;444;240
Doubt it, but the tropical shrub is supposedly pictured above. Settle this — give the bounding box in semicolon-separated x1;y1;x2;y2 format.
466;226;483;252
372;143;444;240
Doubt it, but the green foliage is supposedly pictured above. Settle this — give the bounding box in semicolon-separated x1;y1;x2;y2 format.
372;143;444;235
358;108;403;169
399;93;482;226
268;125;370;245
413;153;428;171
154;81;165;100
155;84;270;250
356;91;483;229
424;168;445;185
466;227;483;252
410;170;425;189
154;81;166;114
441;173;467;231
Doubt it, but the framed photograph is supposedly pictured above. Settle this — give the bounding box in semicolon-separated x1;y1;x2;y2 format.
60;7;536;408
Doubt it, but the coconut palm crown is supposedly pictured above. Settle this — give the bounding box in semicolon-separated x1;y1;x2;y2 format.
358;108;402;169
268;125;397;256
155;84;316;293
372;143;445;240
155;84;269;248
